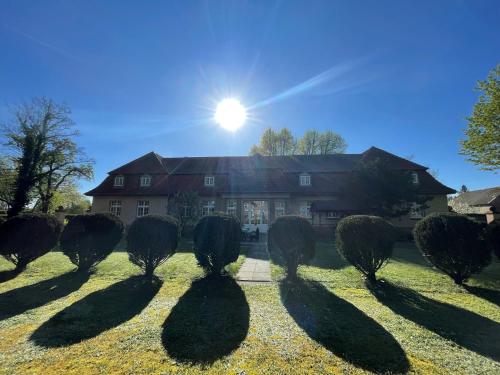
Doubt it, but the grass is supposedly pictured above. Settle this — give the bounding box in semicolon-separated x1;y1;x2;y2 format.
0;243;499;374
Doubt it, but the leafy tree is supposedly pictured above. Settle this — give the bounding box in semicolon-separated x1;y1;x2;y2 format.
0;157;16;210
1;98;93;217
414;213;491;285
0;213;62;271
297;130;321;155
193;213;241;275
250;127;346;156
460;185;468;193
335;215;395;282
46;184;91;214
168;191;200;234
318;130;347;154
268;215;315;280
345;158;429;218
127;215;179;277
461;64;500;171
60;213;124;272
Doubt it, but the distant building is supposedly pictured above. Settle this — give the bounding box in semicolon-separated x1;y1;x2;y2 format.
86;146;455;233
450;187;500;223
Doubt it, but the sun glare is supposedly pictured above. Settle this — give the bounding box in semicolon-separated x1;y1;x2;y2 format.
214;98;247;131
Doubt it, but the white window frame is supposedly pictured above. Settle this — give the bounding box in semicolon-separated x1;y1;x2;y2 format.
411;172;419;185
114;175;124;187
140;175;151;187
275;200;285;218
409;202;424;219
299;174;311;186
327;211;341;219
202;200;215;216
299;201;312;218
137;200;150;217
204;176;215;187
109;200;122;216
226;199;237;216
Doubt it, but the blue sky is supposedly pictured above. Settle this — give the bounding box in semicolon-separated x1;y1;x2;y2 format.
1;0;499;194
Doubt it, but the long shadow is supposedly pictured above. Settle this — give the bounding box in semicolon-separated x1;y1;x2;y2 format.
269;244;348;271
279;278;409;373
464;285;500;308
30;275;162;347
0;268;22;283
0;271;90;321
162;275;249;364
368;280;500;361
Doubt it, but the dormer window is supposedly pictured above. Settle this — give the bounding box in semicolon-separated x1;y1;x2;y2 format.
299;174;311;186
140;175;151;187
204;176;215;187
411;172;419;185
114;175;124;187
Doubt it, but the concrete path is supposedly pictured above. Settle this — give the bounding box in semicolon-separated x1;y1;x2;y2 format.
236;241;272;282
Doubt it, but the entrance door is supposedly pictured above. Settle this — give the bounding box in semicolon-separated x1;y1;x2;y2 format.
242;200;269;233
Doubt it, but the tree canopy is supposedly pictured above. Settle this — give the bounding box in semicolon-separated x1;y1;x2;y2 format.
250;128;346;156
1;98;93;216
461;64;500;171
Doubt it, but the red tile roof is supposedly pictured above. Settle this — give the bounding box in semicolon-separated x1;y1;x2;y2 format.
86;147;456;197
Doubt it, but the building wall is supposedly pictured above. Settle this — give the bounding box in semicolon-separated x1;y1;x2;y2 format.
92;196;169;225
389;195;449;229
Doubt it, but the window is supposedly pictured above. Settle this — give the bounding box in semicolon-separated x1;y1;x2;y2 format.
137;200;150;217
140;175;151;187
204;176;215;186
299;201;312;218
226;199;237;216
275;200;285;218
109;200;122;216
299;174;311;186
114;175;124;187
202;200;215;216
327;211;341;219
411;172;419;185
409;202;425;219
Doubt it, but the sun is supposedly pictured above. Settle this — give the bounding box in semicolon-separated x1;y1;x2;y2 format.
214;98;247;131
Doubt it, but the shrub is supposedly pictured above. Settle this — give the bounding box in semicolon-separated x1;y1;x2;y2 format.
335;215;395;282
0;213;62;270
60;213;124;271
193;213;241;275
268;215;315;280
484;221;500;259
413;213;491;285
127;215;179;277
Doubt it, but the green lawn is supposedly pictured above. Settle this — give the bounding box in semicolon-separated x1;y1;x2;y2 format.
0;243;499;374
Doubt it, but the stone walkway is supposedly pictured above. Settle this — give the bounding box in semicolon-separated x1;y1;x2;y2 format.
236;241;272;282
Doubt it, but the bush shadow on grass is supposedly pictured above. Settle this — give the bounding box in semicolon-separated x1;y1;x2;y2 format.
0;268;23;283
368;280;500;361
269;242;348;271
30;275;162;347
162;275;249;364
0;271;90;321
279;278;409;374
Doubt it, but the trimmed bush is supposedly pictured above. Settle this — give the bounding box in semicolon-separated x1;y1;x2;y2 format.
335;215;395;282
193;213;241;275
485;221;500;259
0;213;62;270
60;213;123;271
413;213;491;285
127;215;179;277
268;215;315;280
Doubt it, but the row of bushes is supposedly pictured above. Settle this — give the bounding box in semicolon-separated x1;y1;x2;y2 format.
0;212;242;278
268;213;499;285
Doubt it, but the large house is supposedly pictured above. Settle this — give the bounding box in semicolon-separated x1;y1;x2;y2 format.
86;146;455;233
450;186;500;224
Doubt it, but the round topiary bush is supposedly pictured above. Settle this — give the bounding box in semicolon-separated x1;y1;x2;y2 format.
127;214;179;277
193;213;241;275
485;221;500;259
0;213;62;271
413;213;491;285
268;215;315;280
335;215;395;282
60;213;124;271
